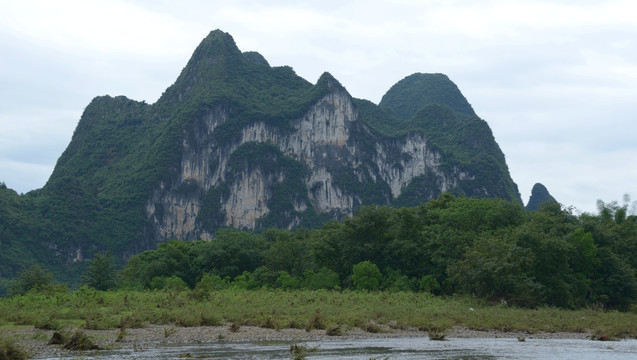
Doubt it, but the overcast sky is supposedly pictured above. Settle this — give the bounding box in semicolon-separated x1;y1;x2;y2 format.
1;0;636;214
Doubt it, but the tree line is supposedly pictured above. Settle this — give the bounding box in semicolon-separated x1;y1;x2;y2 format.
6;194;637;310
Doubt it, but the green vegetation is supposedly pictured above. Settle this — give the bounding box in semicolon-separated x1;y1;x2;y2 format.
0;338;29;360
0;289;635;340
1;194;637;343
526;183;557;211
82;252;117;291
94;195;637;310
352;261;383;291
7;265;55;297
0;30;522;286
3;192;636;312
0;31;329;282
357;72;521;205
379;73;476;120
356;94;521;206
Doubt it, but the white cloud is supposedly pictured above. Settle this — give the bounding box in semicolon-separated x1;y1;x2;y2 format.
0;0;199;57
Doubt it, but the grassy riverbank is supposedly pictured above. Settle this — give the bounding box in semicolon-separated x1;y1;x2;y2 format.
2;288;636;339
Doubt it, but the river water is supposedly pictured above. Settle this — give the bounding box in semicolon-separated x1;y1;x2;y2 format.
43;337;637;359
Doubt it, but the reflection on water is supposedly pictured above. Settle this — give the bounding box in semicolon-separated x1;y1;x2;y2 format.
43;337;637;359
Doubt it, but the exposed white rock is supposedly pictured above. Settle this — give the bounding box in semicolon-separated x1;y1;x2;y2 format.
307;167;355;215
375;134;448;198
146;89;468;240
223;167;272;229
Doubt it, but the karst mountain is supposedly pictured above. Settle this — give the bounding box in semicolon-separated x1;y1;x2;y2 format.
0;30;521;282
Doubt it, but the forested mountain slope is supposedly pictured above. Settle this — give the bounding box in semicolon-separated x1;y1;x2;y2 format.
0;30;520;284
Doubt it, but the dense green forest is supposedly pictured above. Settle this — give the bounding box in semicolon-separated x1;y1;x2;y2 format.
5;194;635;311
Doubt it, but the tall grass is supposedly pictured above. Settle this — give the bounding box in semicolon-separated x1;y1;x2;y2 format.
1;288;636;338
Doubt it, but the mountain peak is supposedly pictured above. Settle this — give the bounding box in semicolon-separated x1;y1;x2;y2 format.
316;72;346;92
379;73;476;120
187;29;242;65
525;183;558;211
158;30;244;104
201;29;239;48
243;51;270;66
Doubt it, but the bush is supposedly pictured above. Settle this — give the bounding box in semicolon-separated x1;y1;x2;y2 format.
275;271;302;290
304;267;340;290
195;273;227;292
419;275;441;294
150;276;188;291
0;339;29;360
48;331;67;345
305;309;326;331
34;316;63;330
352;261;382;291
63;330;100;350
8;265;55;297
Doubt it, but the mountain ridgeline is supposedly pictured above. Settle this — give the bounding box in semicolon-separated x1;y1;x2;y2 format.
0;30;520;281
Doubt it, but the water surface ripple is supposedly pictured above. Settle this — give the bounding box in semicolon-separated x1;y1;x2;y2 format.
43;337;637;359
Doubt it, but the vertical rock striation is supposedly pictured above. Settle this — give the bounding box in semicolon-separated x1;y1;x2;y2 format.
145;81;481;240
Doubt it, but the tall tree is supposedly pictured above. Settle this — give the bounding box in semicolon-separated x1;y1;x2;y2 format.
82;252;117;291
9;265;55;296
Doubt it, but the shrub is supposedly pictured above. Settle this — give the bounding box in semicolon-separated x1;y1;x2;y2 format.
305;309;326;331
304;267;340;290
289;343;318;360
365;322;383;333
352;261;382;291
195;273;227;293
150;276;188;291
419;275;441;294
34;316;63;330
48;331;67;345
8;265;55;297
200;312;223;326
63;330;100;350
326;325;343;336
275;271;302;290
0;339;29;360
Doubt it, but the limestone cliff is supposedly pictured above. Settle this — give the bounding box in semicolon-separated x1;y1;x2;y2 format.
27;30;520;269
146;73;483;240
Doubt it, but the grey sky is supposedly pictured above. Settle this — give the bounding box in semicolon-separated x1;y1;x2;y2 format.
1;0;635;213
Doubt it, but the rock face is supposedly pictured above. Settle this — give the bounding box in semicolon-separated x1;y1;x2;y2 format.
12;30;520;270
145;78;470;240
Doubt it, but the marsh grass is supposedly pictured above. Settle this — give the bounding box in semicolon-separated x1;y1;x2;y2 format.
116;328;127;342
48;331;67;345
289;343;318;360
305;309;326;332
1;289;636;339
261;316;278;330
34;315;63;330
0;338;29;360
163;327;176;338
63;330;100;351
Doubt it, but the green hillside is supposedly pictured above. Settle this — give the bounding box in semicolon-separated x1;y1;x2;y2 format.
1;30;522;287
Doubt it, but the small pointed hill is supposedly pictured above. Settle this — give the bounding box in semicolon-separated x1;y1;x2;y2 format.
525;183;558;211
